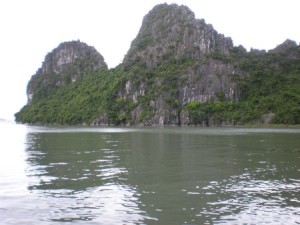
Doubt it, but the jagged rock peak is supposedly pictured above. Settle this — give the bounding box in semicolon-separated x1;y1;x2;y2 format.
27;40;107;103
124;3;233;67
41;40;107;74
270;39;298;53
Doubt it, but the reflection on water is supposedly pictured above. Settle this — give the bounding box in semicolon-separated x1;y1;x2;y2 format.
25;132;153;224
199;171;300;224
0;122;28;196
0;123;300;224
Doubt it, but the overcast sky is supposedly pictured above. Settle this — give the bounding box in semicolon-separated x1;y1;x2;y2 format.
0;0;299;121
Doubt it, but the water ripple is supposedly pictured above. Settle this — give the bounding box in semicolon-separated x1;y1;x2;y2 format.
199;171;300;224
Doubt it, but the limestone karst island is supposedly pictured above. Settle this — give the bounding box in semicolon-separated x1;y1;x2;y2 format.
15;4;300;126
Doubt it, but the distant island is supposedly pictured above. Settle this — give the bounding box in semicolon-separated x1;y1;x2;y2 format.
15;3;300;126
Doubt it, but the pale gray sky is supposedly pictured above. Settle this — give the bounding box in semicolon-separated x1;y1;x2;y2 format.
0;0;299;120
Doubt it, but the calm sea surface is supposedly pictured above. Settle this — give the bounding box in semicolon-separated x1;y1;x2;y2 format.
0;121;300;224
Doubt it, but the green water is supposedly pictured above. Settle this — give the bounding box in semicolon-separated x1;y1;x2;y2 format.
0;123;300;224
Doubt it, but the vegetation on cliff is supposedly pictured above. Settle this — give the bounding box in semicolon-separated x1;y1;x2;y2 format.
15;4;300;126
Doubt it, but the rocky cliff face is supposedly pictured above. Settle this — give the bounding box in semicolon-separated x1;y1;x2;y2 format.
116;3;239;125
17;4;242;126
270;39;298;53
27;41;107;102
17;3;299;126
124;4;233;67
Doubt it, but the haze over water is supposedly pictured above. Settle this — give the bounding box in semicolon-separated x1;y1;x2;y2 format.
0;121;299;224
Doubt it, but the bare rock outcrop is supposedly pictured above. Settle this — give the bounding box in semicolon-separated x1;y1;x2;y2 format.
124;3;233;67
27;41;107;102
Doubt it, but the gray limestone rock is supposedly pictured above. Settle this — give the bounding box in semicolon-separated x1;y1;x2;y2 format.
27;40;107;102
